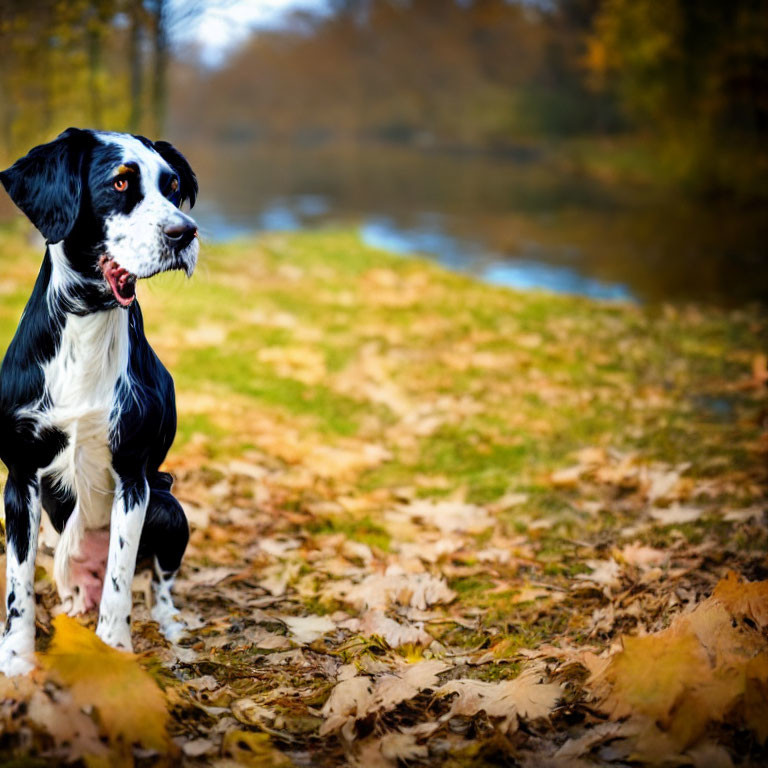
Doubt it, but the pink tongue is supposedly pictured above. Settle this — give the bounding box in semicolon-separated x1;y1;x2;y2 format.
103;261;136;306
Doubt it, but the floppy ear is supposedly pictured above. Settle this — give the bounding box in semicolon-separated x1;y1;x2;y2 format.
0;127;89;242
152;141;198;209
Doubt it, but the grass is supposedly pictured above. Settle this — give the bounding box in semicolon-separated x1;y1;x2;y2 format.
0;219;764;527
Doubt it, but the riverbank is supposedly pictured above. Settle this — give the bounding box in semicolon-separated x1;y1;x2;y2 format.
0;225;766;765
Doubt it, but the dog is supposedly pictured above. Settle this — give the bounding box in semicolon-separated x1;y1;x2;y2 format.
0;127;199;675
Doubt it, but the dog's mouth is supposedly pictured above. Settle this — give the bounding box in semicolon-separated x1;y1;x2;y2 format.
99;255;137;307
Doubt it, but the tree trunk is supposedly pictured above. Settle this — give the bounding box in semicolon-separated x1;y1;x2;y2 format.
128;1;143;133
150;0;169;137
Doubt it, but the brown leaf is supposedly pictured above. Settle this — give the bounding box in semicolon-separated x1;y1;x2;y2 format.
356;610;432;647
437;669;561;733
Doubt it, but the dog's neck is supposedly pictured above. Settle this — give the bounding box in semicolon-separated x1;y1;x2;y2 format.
45;241;126;316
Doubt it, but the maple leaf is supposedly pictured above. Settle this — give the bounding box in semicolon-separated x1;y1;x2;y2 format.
41;615;171;756
618;541;667;570
320;660;451;740
355;609;432;647
590;574;768;760
437;669;561;733
595;631;712;723
320;676;374;739
713;570;768;629
331;567;456;611
370;659;451;713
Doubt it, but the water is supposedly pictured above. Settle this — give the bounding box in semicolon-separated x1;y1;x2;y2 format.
186;143;767;306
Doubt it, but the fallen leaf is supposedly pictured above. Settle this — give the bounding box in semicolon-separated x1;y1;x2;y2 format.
370;660;451;713
575;559;621;591
321;660;451;739
649;505;702;524
619;542;667;570
280;615;336;644
41;615;171;755
713;571;768;629
222;729;292;766
589;574;768;759
380;731;428;761
356;610;432;647
320;676;374;740
333;568;456;611
437;669;561;733
398;499;495;534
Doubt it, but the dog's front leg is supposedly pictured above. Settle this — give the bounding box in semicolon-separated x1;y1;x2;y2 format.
96;474;148;651
0;471;42;676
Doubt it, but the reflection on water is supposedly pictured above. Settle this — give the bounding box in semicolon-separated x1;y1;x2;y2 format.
195;192;635;301
360;215;634;301
188;143;766;306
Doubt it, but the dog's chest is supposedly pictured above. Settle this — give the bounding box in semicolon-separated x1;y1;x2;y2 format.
42;310;130;525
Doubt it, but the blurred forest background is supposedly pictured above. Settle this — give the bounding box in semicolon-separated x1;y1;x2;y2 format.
0;0;767;304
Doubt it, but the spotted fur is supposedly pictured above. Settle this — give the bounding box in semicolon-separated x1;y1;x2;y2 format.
0;128;197;674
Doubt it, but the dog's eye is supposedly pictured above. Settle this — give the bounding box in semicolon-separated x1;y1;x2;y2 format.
114;178;129;192
170;178;179;193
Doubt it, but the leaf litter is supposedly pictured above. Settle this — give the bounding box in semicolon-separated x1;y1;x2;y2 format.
0;231;765;765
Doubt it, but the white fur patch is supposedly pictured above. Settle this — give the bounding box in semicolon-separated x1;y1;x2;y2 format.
151;558;186;643
48;241;90;312
36;306;131;606
0;484;41;676
96;477;149;650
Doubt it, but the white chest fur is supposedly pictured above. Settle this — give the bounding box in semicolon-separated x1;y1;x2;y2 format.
42;308;130;531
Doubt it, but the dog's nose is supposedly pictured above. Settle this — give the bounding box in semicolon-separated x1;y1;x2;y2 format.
163;220;197;251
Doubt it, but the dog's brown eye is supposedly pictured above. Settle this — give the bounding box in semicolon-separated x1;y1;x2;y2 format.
114;178;129;192
170;178;178;193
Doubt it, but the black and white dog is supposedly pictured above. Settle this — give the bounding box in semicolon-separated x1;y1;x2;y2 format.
0;128;198;675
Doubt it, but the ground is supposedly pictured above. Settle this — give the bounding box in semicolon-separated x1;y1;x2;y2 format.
0;223;766;766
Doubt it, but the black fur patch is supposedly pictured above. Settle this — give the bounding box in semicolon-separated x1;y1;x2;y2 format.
0;128;91;242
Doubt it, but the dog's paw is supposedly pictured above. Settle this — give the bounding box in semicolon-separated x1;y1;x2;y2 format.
96;615;133;653
151;602;186;643
0;638;35;677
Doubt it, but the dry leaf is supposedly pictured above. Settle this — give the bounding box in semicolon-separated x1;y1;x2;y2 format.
590;573;768;759
332;568;456;611
320;676;374;739
649;505;702;525
41;615;171;755
357;610;432;647
398;499;495;534
280;615;336;644
380;731;428;761
575;559;621;591
713;571;768;629
370;660;451;713
437;669;561;733
321;660;451;739
619;542;667;570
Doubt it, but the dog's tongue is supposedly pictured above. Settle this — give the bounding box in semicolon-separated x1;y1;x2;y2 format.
100;257;136;307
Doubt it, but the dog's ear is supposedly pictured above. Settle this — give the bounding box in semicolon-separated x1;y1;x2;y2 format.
0;127;90;242
152;141;198;209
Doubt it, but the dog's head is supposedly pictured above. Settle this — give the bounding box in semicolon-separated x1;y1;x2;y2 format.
0;127;199;308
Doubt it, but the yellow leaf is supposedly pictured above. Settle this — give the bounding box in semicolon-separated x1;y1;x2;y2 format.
713;571;768;629
596;630;712;723
41;615;171;755
223;730;292;766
